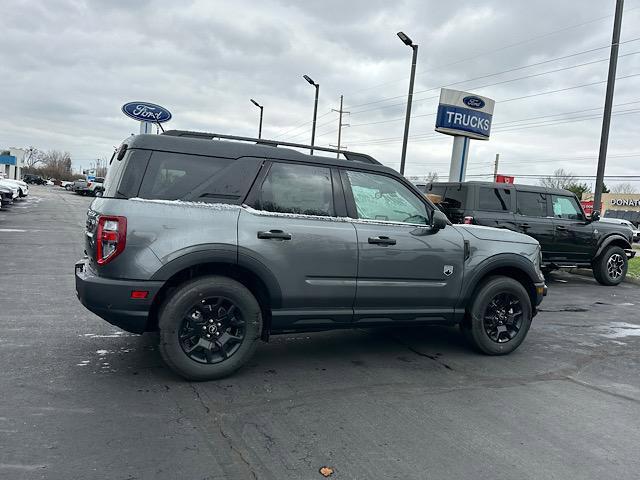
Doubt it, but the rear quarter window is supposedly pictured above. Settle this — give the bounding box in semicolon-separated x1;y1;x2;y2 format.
103;149;151;199
138;151;232;200
478;187;512;212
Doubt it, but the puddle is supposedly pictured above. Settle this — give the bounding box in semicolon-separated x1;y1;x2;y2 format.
598;322;640;339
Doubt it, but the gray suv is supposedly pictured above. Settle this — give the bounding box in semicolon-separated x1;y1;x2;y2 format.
75;131;546;380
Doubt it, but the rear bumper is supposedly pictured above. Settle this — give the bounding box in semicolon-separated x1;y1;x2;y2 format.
75;258;163;334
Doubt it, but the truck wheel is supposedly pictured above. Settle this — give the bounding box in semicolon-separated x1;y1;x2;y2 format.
592;246;627;286
462;277;532;355
158;276;262;381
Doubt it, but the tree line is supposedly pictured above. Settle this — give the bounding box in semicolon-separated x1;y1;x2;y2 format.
539;168;636;198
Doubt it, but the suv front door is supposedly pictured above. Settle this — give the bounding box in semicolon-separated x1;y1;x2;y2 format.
239;161;358;329
342;169;465;323
549;194;594;263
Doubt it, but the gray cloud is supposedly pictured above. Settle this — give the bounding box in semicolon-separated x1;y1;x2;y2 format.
0;0;638;188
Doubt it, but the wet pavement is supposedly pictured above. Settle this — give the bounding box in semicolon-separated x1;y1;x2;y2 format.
1;186;639;480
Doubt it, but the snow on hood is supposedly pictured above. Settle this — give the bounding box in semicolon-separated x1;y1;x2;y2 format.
455;224;539;245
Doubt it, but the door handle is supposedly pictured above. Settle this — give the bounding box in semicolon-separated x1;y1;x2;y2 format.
257;230;292;240
556;225;567;231
368;236;396;246
520;223;531;229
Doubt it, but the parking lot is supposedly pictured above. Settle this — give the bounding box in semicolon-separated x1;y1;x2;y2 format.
1;185;639;480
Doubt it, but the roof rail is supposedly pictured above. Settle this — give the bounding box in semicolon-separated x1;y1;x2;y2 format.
161;130;381;165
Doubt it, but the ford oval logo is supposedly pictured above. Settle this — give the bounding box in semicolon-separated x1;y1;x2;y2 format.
122;102;172;123
463;96;485;109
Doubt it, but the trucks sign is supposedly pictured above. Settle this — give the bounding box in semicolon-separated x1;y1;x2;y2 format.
435;89;495;140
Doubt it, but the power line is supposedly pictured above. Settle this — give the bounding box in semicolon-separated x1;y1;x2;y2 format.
349;49;640;116
272;109;333;139
343;5;640;100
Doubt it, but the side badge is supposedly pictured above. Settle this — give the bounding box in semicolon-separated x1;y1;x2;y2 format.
444;265;454;276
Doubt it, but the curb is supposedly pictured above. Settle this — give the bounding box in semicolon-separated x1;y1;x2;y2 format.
568;268;640;286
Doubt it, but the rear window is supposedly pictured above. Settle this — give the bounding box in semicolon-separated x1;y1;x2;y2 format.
138;152;232;200
103;149;150;199
478;187;512;211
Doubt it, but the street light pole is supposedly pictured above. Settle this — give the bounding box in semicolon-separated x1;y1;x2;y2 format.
397;31;418;176
250;99;264;139
303;75;319;154
594;0;624;214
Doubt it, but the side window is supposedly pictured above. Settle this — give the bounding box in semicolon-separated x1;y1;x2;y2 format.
138;152;232;200
478;187;512;211
346;170;429;225
517;191;547;217
255;163;334;216
552;195;584;220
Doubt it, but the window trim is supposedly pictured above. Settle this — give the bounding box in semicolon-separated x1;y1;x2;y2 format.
245;160;339;218
340;167;434;226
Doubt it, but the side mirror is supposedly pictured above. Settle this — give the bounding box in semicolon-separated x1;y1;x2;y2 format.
591;211;600;222
431;210;448;231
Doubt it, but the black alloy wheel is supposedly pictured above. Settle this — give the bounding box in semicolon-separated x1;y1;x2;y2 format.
179;297;246;364
482;292;523;343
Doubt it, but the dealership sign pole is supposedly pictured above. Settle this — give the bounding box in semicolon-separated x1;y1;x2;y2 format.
121;102;172;134
435;89;495;182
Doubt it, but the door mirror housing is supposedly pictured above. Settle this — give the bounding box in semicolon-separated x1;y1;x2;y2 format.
591;210;600;222
431;209;448;231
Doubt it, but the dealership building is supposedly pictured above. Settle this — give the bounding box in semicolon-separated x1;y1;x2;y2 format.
583;192;640;223
0;148;25;180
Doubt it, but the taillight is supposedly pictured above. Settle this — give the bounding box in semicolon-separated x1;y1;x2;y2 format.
87;182;93;187
96;215;127;265
464;216;474;225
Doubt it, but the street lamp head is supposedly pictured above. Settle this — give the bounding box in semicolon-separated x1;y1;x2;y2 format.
303;74;316;86
250;98;262;108
397;31;413;46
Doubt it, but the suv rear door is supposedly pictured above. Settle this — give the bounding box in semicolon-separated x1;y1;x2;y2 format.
341;169;464;323
550;194;594;262
239;161;358;329
514;188;555;259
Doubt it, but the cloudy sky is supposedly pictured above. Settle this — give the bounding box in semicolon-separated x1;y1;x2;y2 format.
1;0;639;187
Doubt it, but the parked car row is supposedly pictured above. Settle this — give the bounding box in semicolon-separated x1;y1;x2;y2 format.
0;175;29;210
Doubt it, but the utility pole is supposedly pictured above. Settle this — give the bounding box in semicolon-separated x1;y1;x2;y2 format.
594;0;624;214
493;153;500;181
331;95;350;158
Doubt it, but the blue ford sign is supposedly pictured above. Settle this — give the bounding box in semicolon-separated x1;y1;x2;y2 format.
122;102;172;123
435;89;495;140
463;96;485;109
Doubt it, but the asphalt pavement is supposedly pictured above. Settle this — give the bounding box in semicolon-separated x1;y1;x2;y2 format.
1;186;639;480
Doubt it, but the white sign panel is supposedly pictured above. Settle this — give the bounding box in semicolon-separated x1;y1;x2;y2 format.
435;89;495;140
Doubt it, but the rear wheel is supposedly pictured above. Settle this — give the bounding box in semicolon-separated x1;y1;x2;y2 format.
462;276;532;355
158;276;262;381
592;245;627;286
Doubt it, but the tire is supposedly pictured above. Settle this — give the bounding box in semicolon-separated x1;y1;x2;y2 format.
462;276;532;355
158;275;262;381
592;245;627;286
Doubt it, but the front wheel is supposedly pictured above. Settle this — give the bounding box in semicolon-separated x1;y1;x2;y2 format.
158;276;262;381
593;246;627;286
462;277;532;355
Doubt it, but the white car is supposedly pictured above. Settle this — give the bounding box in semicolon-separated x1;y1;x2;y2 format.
0;179;20;200
0;176;29;198
599;217;640;243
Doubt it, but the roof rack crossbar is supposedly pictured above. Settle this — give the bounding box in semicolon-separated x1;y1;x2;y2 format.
161;130;381;165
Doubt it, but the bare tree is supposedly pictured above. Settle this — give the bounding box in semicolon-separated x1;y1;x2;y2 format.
610;182;637;194
23;147;45;169
426;171;439;183
539;168;577;190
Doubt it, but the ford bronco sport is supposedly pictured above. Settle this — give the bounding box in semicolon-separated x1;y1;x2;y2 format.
75;132;546;380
